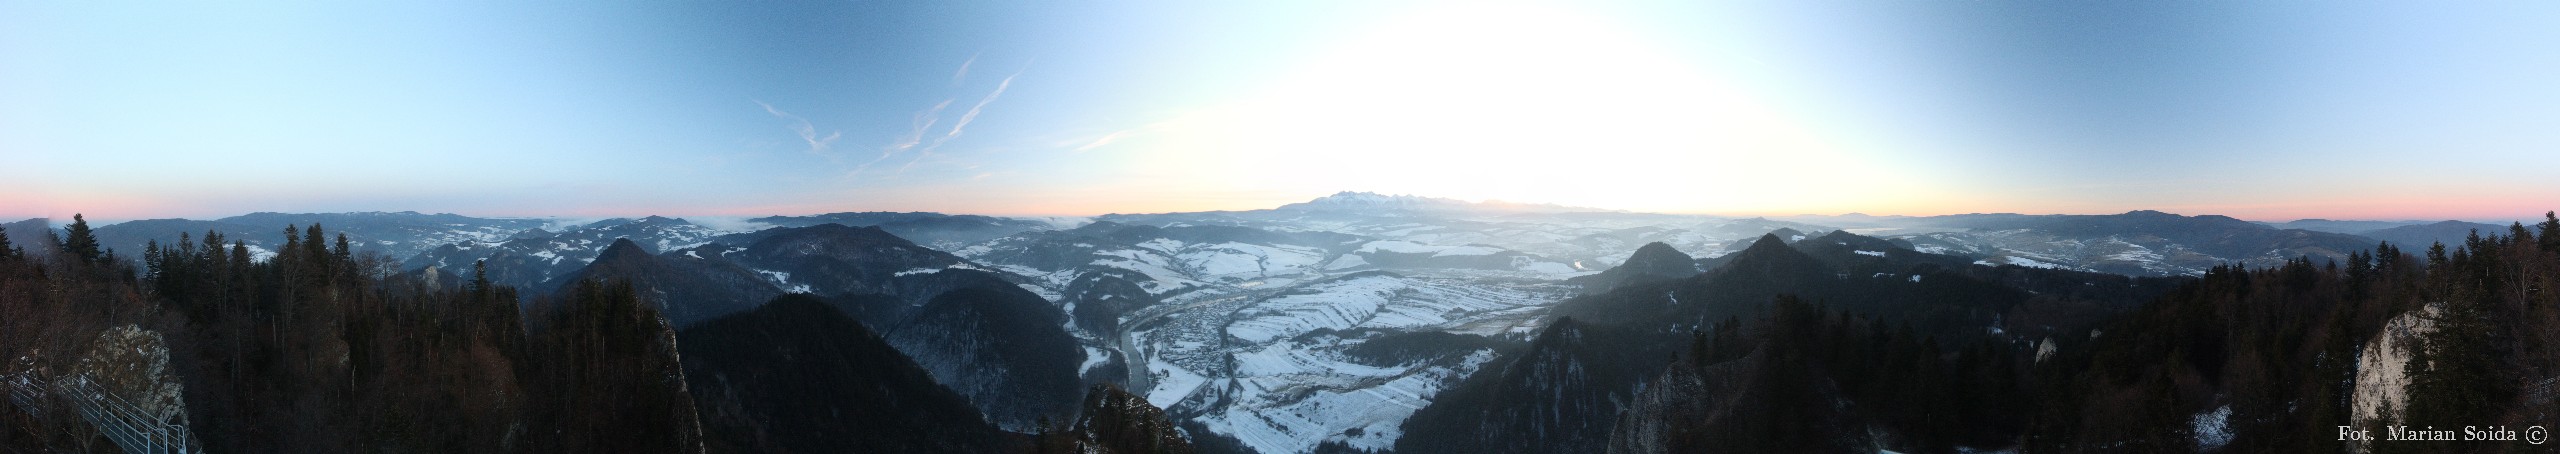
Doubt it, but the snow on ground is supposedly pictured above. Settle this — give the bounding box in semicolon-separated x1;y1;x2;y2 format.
1356;278;1552;331
1224;274;1560;344
2192;405;2233;451
1112;269;1568;453
1089;249;1210;294
1185;248;1267;277
949;219;1677;453
1513;260;1581;276
754;269;792;287
749;269;812;293
1372;224;1443;237
1147;362;1210;407
1081;346;1112;376
1854;249;1886;257
1354;240;1442;254
1137;238;1188;254
1178;242;1328;279
1231;341;1405;378
1202;349;1496;454
241;244;278;262
1430;245;1504;257
1978;256;2067;270
2097;239;2164;263
2003;256;2065;269
893;263;987;277
1225;276;1403;343
894;267;942;277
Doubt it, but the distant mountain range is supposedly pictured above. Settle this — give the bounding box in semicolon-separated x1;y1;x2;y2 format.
16;200;2528;284
11;196;2552;454
2355;220;2509;248
748;211;1051;251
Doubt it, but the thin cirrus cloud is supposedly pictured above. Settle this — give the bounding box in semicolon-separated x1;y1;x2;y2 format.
950;52;978;86
1070;118;1181;153
869;98;954;174
923;70;1019;152
824;58;1028;176
896;66;1024;173
754;100;842;161
1072;129;1135;153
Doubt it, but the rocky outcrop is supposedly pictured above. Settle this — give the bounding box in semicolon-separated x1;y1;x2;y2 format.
2351;304;2439;432
1608;349;1749;454
1605;345;1875;454
68;324;202;450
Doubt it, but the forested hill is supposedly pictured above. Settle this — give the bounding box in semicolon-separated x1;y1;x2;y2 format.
1401;217;2560;453
0;217;1187;453
7;212;2557;453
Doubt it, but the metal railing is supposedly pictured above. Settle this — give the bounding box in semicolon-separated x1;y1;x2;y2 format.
3;371;197;454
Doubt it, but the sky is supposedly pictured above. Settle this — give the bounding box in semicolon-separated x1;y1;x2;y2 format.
3;0;2556;222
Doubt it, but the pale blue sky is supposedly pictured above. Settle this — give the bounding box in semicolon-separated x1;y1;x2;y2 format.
3;1;2555;221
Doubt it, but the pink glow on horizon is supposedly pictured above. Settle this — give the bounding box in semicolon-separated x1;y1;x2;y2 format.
7;191;2555;225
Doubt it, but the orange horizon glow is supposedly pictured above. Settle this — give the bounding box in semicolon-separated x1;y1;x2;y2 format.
9;190;2555;226
8;2;2557;231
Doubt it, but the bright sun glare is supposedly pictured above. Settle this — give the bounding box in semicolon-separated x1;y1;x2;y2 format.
1117;3;1934;214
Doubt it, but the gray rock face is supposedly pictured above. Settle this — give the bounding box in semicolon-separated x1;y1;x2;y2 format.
70;325;203;450
2351;304;2439;439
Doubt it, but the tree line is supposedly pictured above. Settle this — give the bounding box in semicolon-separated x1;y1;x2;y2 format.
1655;213;2560;452
2;217;699;452
3;214;1196;453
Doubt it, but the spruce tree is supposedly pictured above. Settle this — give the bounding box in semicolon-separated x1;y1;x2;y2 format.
2426;242;2448;271
0;228;16;260
304;224;328;263
472;259;492;298
2403;241;2514;430
334;233;352;268
144;239;164;281
281;225;302;266
60;213;104;263
230;241;252;312
2540;211;2560;253
304;224;331;284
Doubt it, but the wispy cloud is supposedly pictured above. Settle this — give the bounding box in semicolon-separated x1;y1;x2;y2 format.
902;68;1022;172
861;98;956;174
1071;117;1184;153
859;58;1009;175
940;71;1017;145
756;100;841;161
950;52;979;86
1074;129;1135;153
